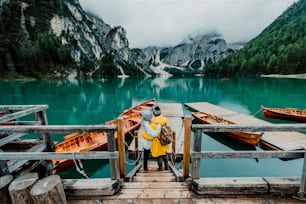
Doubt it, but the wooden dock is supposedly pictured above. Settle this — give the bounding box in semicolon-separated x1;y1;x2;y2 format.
128;102;185;160
2;102;306;203
185;102;306;150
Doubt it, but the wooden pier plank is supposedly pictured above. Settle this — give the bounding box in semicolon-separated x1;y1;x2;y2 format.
63;178;120;199
185;102;306;151
192;177;268;195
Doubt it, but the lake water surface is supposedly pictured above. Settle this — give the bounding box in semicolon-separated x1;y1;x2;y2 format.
0;76;305;178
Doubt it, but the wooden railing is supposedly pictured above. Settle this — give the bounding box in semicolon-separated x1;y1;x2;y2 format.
183;117;306;198
0;121;126;180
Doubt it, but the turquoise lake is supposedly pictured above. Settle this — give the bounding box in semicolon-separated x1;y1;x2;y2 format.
0;77;305;178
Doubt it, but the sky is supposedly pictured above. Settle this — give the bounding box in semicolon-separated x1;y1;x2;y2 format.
79;0;297;48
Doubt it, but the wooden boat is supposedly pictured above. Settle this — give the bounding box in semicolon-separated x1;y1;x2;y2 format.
192;111;262;145
51;99;156;173
261;106;306;123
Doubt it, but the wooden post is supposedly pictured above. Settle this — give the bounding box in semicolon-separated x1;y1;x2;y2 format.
0;150;10;176
9;173;38;204
192;129;202;179
183;117;192;179
172;132;176;162
107;131;120;180
30;175;67;204
35;110;55;151
0;175;13;204
298;149;306;199
117;118;126;178
135;131;139;163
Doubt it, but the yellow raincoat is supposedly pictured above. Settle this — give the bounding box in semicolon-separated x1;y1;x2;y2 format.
151;115;170;158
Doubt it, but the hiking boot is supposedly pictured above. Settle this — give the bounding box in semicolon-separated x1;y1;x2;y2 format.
157;156;163;170
163;155;169;170
164;165;169;170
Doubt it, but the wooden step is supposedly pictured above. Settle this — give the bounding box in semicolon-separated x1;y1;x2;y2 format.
97;198;192;204
103;188;191;199
136;172;173;177
122;182;187;189
133;176;176;182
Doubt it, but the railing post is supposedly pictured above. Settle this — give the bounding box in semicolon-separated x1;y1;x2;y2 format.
192;129;202;180
0;150;9;176
135;131;139;164
35;110;55;151
183;117;192;179
297;148;306;199
117;118;126;178
171;132;176;162
107;131;120;180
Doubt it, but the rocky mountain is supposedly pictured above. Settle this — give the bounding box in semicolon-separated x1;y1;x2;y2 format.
141;33;243;76
0;0;242;79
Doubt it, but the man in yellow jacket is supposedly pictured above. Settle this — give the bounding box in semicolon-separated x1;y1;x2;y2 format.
151;105;170;171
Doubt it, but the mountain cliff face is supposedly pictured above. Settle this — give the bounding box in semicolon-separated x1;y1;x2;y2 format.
142;34;243;75
0;0;242;79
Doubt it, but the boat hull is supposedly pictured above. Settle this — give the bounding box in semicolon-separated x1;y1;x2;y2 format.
262;106;306;123
192;112;261;146
51;99;156;173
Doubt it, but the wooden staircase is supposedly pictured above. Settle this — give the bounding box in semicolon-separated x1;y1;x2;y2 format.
101;162;193;204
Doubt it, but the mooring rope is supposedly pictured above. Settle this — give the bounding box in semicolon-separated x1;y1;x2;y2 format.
72;152;89;179
252;107;262;116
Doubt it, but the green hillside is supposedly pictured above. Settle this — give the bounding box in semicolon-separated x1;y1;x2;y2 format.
205;0;306;77
0;0;73;79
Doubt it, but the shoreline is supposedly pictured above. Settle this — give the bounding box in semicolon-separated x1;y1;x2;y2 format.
261;73;306;79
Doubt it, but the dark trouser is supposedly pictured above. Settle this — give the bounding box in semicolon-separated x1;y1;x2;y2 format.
157;154;169;170
143;149;150;171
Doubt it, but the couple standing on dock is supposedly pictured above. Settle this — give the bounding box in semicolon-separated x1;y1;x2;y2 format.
140;105;169;171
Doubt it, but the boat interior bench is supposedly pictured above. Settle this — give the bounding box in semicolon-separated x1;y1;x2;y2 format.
62;178;120;200
191;177;300;196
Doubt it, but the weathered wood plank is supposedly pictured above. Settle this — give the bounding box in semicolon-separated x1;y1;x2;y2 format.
68;199;191;204
192;124;306;132
1;151;119;160
264;177;300;195
192;177;268;195
63;178;120;198
7;142;47;173
0;125;117;134
35;110;54;150
0;105;48;110
125;162;142;182
0;133;26;147
105;188;191;199
191;150;304;159
1;139;46;150
192;129;202;179
136;172;173;177
107;131;120;180
168;162;184;182
0;106;48;123
132;176;176;182
121;182;187;189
